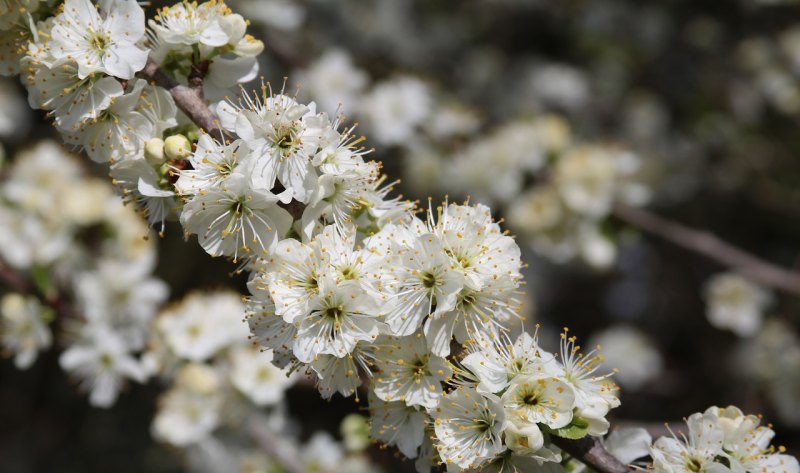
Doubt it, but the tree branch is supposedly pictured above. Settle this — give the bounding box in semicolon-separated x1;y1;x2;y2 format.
137;58;230;140
552;436;631;473
613;203;800;297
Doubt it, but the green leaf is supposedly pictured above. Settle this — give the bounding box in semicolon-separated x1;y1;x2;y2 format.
544;416;590;440
31;265;54;300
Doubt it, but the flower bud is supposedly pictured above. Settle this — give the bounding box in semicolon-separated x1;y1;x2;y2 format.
220;13;247;44
235;35;265;57
144;138;165;165
164;135;192;160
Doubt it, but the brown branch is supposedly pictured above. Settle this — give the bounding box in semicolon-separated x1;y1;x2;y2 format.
137;58;230;140
552;436;631;473
613;202;800;297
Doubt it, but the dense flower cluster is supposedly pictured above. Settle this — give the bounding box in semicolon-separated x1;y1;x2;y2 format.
0;142;166;406
1;2;799;473
650;406;799;473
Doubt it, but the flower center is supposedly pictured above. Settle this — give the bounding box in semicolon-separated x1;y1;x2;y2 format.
89;31;111;53
420;270;439;289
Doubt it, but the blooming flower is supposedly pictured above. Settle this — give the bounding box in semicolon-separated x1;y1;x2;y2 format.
59;326;146;408
704;272;773;337
371;333;452;408
431;386;506;469
0;293;52;369
180;173;293;261
50;0;148;79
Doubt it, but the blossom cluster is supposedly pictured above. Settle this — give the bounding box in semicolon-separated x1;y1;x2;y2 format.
293;50;653;271
1;1;799;473
649;406;799;473
0;141;166;406
13;0;263;232
414;330;620;471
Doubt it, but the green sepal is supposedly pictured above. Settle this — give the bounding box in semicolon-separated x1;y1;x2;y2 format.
542;416;590;440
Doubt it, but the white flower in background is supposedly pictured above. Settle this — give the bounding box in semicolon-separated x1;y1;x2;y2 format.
152;364;223;447
0;76;31;139
156;291;250;362
180;173;293;261
2;140;83;215
295;49;369;115
704;272;773;337
589;325;662;390
368;392;426;458
431;386;505;469
0;293;52;369
293;277;381;362
371;334;452;408
50;0;148;79
234;0;305;31
229;345;295;406
359;76;431;146
501;375;575;429
447;118;567;206
554;146;618;218
60;325;146;408
507;185;566;238
74;258;169;350
0;208;72;269
528;63;590;110
302;432;344;472
425;102;481;139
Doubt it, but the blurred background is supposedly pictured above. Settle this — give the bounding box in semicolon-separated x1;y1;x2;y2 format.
2;0;800;471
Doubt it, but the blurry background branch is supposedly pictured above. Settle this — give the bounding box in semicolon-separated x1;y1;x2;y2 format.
613;203;800;296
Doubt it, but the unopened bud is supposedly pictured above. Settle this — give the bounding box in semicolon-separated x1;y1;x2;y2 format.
221;13;247;44
164;134;192;160
234;35;265;57
144;138;165;165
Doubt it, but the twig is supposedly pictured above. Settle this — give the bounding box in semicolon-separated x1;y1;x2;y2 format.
249;419;308;473
552;436;631;473
137;58;230;140
613;202;800;297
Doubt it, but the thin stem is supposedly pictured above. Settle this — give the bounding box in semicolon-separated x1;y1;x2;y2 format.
552;436;631;473
137;58;231;140
613;203;800;297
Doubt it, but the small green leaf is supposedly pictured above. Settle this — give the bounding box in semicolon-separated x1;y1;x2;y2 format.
544;416;590;440
31;265;54;300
